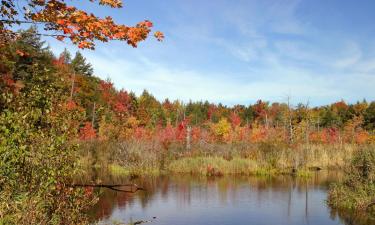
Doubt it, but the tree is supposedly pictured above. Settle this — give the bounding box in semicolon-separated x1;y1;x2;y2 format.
0;0;164;49
58;48;71;64
0;29;93;223
137;90;164;127
71;51;93;76
364;101;375;130
212;118;231;141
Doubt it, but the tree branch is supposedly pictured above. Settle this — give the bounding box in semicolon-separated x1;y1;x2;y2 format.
0;19;47;24
70;183;145;193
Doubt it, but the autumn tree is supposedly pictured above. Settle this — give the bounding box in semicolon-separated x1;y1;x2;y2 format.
137;90;164;127
58;48;72;64
0;30;93;224
0;1;164;223
0;0;163;49
212;118;231;142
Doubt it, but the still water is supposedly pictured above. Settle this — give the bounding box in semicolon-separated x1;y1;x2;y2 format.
85;171;374;225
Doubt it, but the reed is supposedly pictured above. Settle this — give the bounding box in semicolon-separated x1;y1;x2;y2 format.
79;140;362;176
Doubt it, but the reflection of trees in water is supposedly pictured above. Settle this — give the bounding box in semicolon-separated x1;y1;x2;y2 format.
85;170;361;224
329;208;375;225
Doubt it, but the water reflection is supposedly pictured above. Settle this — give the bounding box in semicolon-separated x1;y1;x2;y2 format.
83;171;374;225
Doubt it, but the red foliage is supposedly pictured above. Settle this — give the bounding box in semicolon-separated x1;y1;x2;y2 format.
99;80;115;104
113;102;127;113
79;122;97;140
158;123;175;150
230;112;241;128
2;74;15;87
207;105;215;121
253;100;267;120
113;89;131;114
133;127;152;140
84;186;94;197
65;100;78;110
321;127;339;144
332;100;349;111
176;119;189;141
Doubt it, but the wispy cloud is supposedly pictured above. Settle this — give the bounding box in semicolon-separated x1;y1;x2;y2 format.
47;0;375;106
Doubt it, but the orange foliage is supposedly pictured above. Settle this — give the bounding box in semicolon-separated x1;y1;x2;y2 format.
250;125;268;143
79;122;96;140
355;131;369;144
230;112;241;128
0;0;163;49
65;100;78;111
191;127;202;142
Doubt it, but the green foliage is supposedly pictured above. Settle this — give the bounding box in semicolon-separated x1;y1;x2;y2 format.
364;102;375;130
328;146;375;212
71;52;93;76
0;29;95;224
137;90;165;127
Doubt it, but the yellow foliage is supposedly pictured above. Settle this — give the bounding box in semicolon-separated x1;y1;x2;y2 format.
368;134;375;144
212;118;231;140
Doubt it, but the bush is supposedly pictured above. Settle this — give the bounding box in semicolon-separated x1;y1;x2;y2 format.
328;145;375;212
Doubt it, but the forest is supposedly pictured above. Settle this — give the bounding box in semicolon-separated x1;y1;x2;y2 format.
1;0;375;225
1;27;375;224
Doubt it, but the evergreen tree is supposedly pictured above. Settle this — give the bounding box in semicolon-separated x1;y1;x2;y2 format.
364;101;375;130
71;51;93;76
59;48;72;64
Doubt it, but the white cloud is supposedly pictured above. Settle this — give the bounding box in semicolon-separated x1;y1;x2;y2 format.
82;48;374;106
45;0;375;106
333;41;362;69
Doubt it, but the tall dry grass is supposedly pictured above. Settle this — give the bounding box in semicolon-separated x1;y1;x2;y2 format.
79;140;362;176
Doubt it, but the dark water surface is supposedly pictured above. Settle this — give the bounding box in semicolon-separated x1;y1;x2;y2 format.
85;171;374;225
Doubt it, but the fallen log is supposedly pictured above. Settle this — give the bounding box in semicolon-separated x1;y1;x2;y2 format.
70;183;145;193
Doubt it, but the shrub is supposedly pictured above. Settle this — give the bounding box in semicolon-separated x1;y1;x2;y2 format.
328;145;375;212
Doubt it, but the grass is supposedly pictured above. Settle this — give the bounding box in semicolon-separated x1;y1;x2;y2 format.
78;140;363;178
168;157;258;175
167;156;313;177
109;164;131;176
328;145;375;213
329;183;375;211
103;156;313;178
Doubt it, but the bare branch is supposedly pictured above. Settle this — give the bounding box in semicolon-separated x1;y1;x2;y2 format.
70;183;145;193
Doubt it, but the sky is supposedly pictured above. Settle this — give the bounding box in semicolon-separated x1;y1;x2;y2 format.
47;0;375;106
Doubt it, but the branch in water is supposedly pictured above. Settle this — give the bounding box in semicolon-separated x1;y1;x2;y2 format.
70;184;145;193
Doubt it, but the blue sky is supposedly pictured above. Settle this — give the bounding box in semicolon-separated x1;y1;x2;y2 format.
48;0;375;106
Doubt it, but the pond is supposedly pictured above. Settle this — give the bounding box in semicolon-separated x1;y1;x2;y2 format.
83;171;374;225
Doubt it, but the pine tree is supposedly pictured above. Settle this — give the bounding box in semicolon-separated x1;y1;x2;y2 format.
71;51;94;76
59;48;72;64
